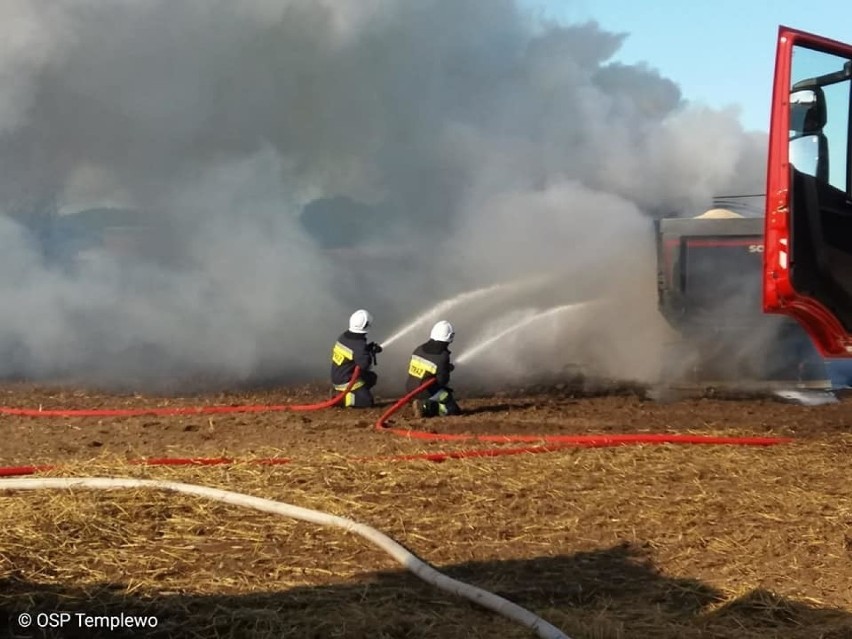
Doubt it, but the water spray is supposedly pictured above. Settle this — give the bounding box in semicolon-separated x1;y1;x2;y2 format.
380;274;552;349
455;302;595;365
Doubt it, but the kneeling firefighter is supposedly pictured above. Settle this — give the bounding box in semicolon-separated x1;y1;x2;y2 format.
330;309;383;407
406;320;462;417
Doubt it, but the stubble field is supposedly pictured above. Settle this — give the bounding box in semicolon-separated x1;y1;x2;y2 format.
0;380;850;639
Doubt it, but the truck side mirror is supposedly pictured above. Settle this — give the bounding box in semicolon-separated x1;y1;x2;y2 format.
789;87;826;137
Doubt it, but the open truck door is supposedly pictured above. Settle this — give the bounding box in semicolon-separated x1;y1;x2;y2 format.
764;27;852;356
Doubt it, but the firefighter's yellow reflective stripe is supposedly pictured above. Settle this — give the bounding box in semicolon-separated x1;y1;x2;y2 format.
408;354;438;379
345;392;356;407
332;341;354;366
433;389;449;402
438;402;449;416
334;380;365;392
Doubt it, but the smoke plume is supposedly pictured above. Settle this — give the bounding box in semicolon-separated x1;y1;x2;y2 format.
0;0;767;390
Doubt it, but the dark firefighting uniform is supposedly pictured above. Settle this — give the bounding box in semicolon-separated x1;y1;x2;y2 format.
330;331;378;407
405;339;461;416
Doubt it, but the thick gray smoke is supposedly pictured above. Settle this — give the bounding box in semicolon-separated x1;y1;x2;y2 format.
0;0;767;390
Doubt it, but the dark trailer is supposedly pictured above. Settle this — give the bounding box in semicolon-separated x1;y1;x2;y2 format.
654;210;830;394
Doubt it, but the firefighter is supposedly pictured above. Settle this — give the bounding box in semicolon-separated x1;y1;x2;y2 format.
406;320;461;417
331;309;382;407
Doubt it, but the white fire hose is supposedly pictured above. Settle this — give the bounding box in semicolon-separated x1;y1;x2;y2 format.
0;477;571;639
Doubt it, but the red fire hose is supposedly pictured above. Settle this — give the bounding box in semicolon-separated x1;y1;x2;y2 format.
0;444;584;478
375;377;792;447
375;377;438;428
0;371;793;480
0;367;362;418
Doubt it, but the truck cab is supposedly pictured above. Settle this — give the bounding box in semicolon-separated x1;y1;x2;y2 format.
763;27;852;356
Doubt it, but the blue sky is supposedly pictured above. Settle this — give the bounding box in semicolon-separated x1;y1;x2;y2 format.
522;0;852;132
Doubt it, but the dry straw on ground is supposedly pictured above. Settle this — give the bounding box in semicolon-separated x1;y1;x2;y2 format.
1;434;851;638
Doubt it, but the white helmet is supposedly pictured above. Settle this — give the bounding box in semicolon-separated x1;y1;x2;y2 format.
430;320;455;343
348;309;372;334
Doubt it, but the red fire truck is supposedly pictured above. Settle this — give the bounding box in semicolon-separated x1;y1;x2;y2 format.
762;27;852;357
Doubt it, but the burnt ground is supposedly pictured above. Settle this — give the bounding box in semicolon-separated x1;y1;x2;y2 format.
0;381;850;638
